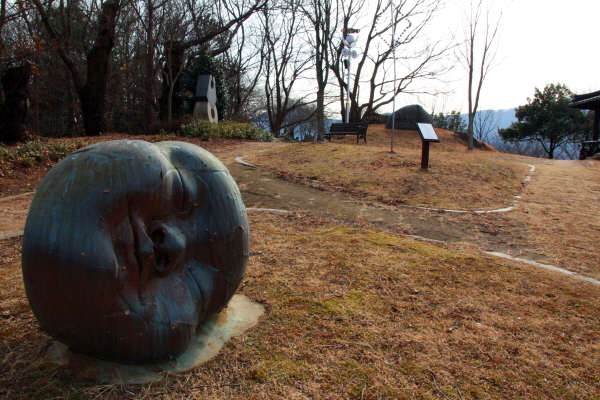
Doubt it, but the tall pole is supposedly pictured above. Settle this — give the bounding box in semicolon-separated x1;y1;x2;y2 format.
343;31;358;124
390;1;397;153
345;56;350;123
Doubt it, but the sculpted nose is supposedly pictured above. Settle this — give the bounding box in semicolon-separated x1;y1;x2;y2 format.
131;216;187;299
147;220;187;277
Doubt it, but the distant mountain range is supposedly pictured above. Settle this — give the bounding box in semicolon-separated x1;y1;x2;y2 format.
459;108;517;130
379;108;518;131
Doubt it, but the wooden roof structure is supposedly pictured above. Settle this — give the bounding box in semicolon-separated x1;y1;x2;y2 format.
570;90;600;111
570;90;600;142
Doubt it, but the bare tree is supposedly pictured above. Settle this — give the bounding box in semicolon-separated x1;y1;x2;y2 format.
221;22;264;121
473;108;500;142
330;0;450;122
457;0;505;150
158;0;265;122
128;0;170;126
299;0;338;140
29;0;121;136
259;0;315;135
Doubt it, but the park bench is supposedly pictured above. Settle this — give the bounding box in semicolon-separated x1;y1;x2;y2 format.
325;122;369;143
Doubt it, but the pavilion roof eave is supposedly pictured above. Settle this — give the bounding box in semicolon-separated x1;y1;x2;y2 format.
570;90;600;110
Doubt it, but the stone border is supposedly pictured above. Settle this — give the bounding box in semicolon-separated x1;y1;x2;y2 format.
412;165;535;214
485;251;600;286
0;230;23;240
250;208;600;287
0;191;35;203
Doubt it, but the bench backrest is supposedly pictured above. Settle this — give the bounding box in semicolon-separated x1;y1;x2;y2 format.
329;122;369;133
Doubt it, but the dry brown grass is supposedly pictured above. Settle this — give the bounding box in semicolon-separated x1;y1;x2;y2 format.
2;132;599;398
245;126;530;211
2;211;600;399
246;126;600;279
511;160;600;280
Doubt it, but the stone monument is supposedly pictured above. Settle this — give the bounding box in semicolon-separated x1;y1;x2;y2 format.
193;75;218;122
386;104;433;129
22;140;249;365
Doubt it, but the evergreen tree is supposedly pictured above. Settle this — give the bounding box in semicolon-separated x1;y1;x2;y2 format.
433;110;467;132
499;83;586;159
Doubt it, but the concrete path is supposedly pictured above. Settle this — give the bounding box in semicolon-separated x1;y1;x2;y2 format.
226;144;548;263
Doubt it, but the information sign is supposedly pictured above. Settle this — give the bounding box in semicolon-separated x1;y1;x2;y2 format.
416;123;440;142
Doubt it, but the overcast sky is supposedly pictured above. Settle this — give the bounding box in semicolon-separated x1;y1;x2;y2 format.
394;0;600;113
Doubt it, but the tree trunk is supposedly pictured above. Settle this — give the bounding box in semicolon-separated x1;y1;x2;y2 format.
145;0;156;125
77;0;119;136
0;62;32;143
467;112;475;150
316;88;325;141
159;41;186;122
66;71;78;138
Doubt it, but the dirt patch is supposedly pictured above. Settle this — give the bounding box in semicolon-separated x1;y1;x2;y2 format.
0;195;33;235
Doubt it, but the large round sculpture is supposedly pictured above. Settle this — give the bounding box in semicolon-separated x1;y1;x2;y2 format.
22;140;249;364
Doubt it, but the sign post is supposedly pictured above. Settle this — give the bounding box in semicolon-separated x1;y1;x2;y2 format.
415;123;440;170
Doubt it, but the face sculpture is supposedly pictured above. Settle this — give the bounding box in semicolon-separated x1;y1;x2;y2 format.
22;140;249;364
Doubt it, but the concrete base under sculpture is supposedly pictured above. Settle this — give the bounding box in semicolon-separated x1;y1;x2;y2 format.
46;295;264;385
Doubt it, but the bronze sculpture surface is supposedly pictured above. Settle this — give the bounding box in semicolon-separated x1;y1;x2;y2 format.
22;140;249;364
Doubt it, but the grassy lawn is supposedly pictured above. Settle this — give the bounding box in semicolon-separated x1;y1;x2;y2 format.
512;161;600;280
2;211;599;399
245;127;530;211
1;131;599;399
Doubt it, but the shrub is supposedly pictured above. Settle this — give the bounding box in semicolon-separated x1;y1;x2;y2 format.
180;119;277;142
0;144;10;162
152;130;179;143
0;140;88;167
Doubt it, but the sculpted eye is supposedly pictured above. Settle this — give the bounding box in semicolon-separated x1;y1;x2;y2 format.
173;168;197;215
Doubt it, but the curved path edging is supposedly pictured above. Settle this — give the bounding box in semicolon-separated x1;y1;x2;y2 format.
414;165;536;214
239;153;598;287
236;155;535;214
0;191;35;203
247;208;600;287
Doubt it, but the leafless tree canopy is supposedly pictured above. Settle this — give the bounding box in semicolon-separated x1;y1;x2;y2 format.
0;0;456;141
456;0;506;150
